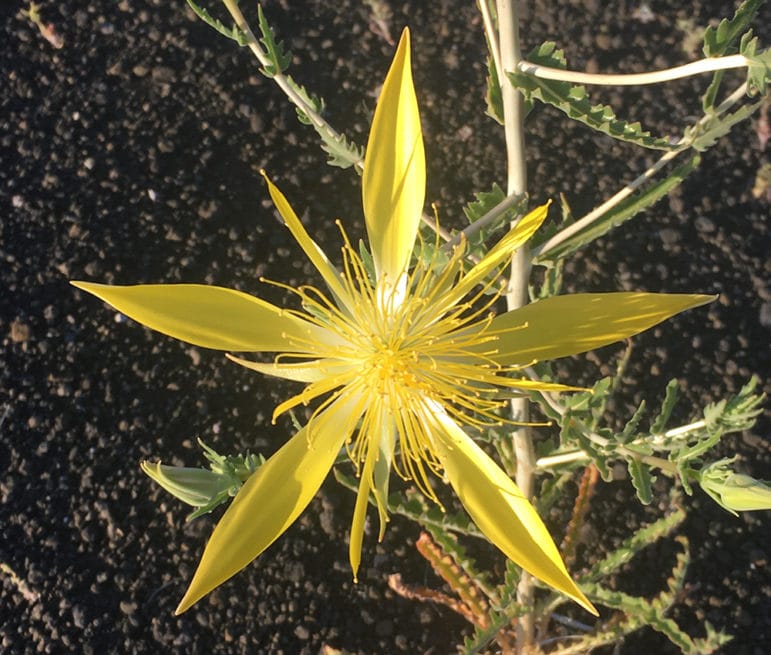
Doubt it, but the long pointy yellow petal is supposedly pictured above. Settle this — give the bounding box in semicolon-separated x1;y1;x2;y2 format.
71;281;328;352
479;292;715;365
442;203;550;308
262;173;355;314
175;393;364;614
226;353;328;383
348;432;379;581
362;27;425;282
431;409;597;615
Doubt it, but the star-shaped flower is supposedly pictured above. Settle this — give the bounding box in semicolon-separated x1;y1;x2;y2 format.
73;29;712;616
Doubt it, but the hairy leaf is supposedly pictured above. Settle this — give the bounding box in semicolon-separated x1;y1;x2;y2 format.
628;456;654;505
510;43;674;150
256;4;291;77
702;0;763;57
583;507;686;581
701;0;763;110
534;155;700;263
186;0;247;45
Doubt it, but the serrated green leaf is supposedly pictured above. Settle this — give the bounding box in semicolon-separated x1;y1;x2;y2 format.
461;183;515;254
585;539;698;652
186;0;247;45
702;0;762;57
571;426;612;481
693;622;734;653
651;378;680;434
256;4;291;77
281;75;364;168
510;43;674;150
687;99;764;151
534;155;700;263
284;75;324;123
318;129;366;169
618;400;647;444
583;507;686;581
463;183;507;224
701;0;763;109
485;55;504;124
628;457;654;504
740;31;771;96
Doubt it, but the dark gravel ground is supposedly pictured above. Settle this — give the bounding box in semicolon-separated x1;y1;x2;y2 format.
1;1;769;653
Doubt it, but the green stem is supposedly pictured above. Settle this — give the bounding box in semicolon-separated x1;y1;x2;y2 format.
495;0;535;650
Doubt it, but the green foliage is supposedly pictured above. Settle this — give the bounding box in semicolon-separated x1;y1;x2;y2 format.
485;55;504;124
461;183;524;259
650;378;680;434
583;507;686;582
701;0;763;57
510;43;675;150
255;4;291;77
586;537;731;654
540;375;764;504
284;72;365;167
533;155;700;264
316;127;366;169
186;0;247;45
702;0;764;110
256;9;364;168
686;100;765;151
674;376;765;492
741;30;771;96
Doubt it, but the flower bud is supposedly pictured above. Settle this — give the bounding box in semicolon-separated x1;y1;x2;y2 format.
700;458;771;515
141;461;241;520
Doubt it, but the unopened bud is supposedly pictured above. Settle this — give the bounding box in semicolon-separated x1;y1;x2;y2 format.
700;458;771;516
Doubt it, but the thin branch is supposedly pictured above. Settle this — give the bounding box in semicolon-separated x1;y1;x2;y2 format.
221;0;363;172
533;383;679;476
533;81;749;260
517;53;753;87
440;191;525;253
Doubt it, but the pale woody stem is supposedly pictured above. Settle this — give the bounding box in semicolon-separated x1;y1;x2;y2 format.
495;0;536;650
517;53;753;86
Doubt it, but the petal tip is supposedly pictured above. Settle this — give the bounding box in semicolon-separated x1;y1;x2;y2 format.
174;591;194;616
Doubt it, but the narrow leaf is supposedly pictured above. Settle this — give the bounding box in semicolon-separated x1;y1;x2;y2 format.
534;155;700;264
511;43;674;150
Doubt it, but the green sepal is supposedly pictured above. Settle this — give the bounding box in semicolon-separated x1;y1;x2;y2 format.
141;439;264;521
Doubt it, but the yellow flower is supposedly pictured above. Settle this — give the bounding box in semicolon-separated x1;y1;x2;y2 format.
72;28;712;617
